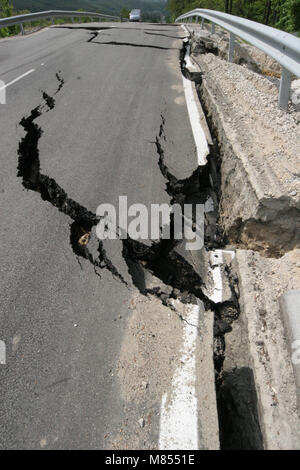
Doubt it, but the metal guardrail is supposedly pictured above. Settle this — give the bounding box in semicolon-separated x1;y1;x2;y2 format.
0;10;123;34
176;9;300;110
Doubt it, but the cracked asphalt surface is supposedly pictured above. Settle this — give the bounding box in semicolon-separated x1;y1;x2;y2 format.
0;22;220;449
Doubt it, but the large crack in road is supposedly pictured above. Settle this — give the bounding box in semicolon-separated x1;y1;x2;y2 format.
88;34;175;51
16;36;254;448
17;73;127;286
17;68;239;354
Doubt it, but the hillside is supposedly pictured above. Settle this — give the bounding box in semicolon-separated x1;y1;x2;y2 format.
11;0;168;16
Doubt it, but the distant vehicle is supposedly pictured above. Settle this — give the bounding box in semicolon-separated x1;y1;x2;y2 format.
129;9;142;22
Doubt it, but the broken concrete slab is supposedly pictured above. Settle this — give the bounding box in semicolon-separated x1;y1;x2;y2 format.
192;51;300;257
233;249;300;449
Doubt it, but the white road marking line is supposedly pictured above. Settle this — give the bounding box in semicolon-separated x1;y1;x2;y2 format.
159;245;235;448
182;74;210;166
181;32;210;166
181;24;189;34
159;302;200;450
209;250;224;303
0;69;35;91
208;250;236;303
184;44;198;73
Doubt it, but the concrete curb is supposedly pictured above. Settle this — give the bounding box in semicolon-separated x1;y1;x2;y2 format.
279;290;300;411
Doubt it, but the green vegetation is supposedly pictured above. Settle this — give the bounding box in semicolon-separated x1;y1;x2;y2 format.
3;1;297;35
11;1;168;17
120;7;130;19
0;1;169;37
0;1;90;37
167;0;300;32
0;0;18;36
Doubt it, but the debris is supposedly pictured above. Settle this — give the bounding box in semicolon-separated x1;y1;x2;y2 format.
138;418;145;428
79;233;90;246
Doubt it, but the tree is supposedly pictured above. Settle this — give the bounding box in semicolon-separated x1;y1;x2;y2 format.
167;0;300;32
0;0;13;15
0;0;18;37
120;7;130;19
264;0;272;24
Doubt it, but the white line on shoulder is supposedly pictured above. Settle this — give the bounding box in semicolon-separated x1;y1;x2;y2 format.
159;302;200;450
182;74;209;166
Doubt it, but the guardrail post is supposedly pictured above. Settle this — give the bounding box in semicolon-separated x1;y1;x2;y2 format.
20;23;25;35
201;18;205;29
51;17;54;25
279;67;292;111
195;16;199;24
71;17;74;24
228;33;235;62
211;22;215;34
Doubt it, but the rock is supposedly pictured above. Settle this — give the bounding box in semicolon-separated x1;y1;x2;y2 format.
291;79;300;91
138;418;145;428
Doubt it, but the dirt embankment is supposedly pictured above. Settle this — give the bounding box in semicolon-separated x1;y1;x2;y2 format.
190;31;300;257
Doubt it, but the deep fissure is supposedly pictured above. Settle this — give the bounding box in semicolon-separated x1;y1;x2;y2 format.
88;36;175;51
180;34;264;449
17;66;239;339
17;73;126;286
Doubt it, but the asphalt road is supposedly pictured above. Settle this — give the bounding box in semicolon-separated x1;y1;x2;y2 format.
0;22;218;449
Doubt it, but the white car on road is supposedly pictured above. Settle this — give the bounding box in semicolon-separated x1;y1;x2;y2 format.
129;9;142;22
